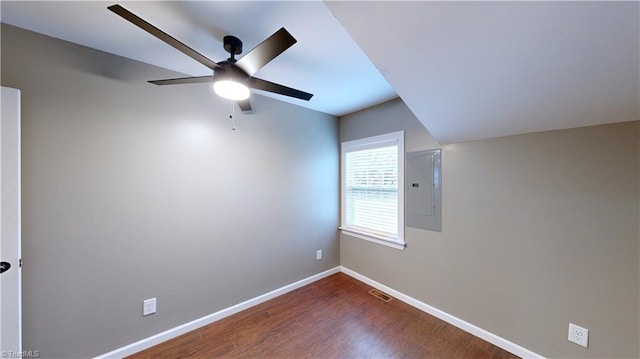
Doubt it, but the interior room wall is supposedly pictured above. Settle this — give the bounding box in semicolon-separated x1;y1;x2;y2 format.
340;98;639;358
1;24;339;358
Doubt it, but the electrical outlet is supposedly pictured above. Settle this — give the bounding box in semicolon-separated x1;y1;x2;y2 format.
143;297;156;316
316;250;322;260
568;323;588;348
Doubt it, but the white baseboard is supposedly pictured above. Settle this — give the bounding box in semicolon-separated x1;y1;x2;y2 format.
95;266;341;359
339;266;544;359
96;265;542;359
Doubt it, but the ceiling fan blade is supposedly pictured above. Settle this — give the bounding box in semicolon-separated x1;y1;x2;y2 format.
148;76;213;86
237;99;252;112
250;77;313;101
108;4;220;71
235;28;296;76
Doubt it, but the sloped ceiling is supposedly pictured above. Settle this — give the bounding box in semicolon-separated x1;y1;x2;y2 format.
326;1;639;144
2;1;638;144
0;1;397;117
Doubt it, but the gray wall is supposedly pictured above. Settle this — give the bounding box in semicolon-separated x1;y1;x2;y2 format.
1;24;339;358
340;99;639;358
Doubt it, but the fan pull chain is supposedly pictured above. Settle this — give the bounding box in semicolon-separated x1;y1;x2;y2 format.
229;100;236;130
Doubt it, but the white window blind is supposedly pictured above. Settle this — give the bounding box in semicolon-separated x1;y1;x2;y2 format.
341;131;404;248
345;145;398;235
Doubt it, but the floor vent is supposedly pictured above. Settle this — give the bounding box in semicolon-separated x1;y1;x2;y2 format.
368;289;393;302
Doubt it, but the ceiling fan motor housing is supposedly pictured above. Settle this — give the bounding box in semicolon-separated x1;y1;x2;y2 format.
223;35;243;58
213;61;250;84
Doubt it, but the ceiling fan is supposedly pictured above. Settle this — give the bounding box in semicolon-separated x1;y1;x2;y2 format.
108;4;313;112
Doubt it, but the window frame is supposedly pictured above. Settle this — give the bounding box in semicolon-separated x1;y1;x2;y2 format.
340;131;405;250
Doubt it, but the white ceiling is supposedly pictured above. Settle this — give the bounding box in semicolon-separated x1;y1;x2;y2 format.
2;1;639;144
0;1;397;117
327;1;639;143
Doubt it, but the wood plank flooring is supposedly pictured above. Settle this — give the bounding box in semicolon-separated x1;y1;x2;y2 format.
128;273;519;358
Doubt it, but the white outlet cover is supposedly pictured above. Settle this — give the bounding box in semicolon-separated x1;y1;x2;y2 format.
316;250;322;260
568;323;588;348
143;297;156;316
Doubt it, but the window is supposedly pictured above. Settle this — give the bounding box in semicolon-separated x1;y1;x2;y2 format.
340;131;404;250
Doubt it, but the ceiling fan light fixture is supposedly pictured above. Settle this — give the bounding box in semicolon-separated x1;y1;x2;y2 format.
213;79;250;101
108;4;312;112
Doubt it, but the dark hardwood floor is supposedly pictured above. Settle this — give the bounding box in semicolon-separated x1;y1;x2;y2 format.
128;273;519;358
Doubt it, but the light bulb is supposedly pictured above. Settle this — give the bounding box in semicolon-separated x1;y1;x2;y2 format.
213;80;250;101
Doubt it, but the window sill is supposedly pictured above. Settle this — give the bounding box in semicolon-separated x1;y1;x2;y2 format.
339;228;406;250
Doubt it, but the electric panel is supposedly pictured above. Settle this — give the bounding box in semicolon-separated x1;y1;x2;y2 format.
406;149;441;231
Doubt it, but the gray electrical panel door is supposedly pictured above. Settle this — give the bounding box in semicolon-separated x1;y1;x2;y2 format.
406;149;441;231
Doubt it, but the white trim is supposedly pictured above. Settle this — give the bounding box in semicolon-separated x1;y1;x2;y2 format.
94;267;341;359
1;87;22;355
95;265;543;359
396;132;405;243
339;267;545;359
340;228;406;250
344;131;403;151
340;131;405;244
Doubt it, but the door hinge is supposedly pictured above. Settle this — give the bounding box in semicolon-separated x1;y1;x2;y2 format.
19;258;23;268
